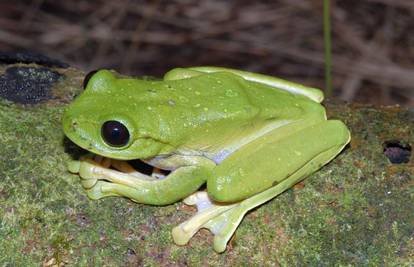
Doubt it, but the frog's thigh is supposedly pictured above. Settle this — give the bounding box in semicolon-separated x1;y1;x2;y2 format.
208;120;350;202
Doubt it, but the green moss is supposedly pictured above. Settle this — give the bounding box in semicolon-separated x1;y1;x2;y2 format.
0;67;413;265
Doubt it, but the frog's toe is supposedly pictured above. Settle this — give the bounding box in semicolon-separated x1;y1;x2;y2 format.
206;207;247;252
67;158;100;188
86;181;121;199
67;160;80;173
75;159;100;189
85;185;104;200
78;159;99;179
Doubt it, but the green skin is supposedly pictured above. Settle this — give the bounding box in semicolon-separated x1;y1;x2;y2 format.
63;67;351;252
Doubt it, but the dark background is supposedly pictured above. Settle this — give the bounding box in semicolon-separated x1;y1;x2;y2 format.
1;0;413;106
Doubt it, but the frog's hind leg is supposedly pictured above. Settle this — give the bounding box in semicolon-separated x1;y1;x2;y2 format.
214;139;349;252
173;120;350;252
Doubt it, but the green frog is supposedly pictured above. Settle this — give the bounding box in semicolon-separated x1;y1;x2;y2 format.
62;66;350;252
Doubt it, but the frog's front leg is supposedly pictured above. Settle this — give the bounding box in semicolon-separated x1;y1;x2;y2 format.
173;120;350;252
68;155;215;205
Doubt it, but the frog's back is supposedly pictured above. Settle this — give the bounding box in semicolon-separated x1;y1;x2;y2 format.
162;71;325;123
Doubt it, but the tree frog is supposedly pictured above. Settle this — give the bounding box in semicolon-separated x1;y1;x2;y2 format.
63;66;350;252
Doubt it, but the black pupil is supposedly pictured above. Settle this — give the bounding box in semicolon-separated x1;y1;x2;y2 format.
101;120;130;147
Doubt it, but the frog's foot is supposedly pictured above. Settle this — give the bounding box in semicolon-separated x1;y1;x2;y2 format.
67;154;158;199
67;154;208;205
172;191;249;253
172;169;315;253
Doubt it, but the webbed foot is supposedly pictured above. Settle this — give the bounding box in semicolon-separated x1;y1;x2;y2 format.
172;191;248;253
67;155;208;205
67;155;157;199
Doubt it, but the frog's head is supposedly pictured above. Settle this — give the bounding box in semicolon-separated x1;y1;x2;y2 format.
63;70;167;160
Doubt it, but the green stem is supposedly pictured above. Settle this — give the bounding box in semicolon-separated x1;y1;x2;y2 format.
323;0;333;97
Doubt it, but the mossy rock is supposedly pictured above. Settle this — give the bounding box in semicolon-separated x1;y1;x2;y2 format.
0;63;413;266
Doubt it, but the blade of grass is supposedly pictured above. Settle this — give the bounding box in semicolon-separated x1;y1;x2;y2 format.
324;0;333;97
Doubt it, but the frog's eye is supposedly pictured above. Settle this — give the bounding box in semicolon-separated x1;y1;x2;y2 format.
101;120;130;147
83;69;99;89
